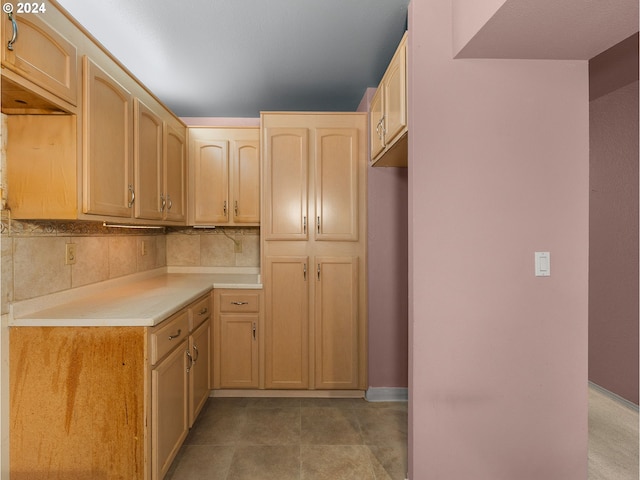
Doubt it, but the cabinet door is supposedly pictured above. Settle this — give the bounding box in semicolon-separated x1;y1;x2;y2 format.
263;128;309;240
2;12;77;106
315;128;359;241
83;57;133;217
370;87;385;160
264;256;309;389
134;99;163;220
152;340;189;480
314;257;359;389
189;319;211;426
192;139;229;224
164;124;187;222
233;139;260;224
219;314;259;388
383;36;407;146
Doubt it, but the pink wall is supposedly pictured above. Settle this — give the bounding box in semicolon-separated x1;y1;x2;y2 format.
358;88;409;389
589;35;639;405
408;1;589;478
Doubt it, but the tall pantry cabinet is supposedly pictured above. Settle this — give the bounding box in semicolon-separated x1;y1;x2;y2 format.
261;112;367;391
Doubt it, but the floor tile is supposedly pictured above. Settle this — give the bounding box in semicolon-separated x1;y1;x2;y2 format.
301;445;376;480
301;407;362;445
226;445;300;480
355;408;408;446
367;444;408;480
245;397;302;409
185;407;247;446
238;407;301;445
166;445;234;480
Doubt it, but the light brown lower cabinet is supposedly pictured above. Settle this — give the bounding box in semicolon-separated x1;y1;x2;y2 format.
9;292;211;480
213;289;262;389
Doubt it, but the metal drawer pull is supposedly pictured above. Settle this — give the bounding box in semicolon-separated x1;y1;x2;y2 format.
7;13;18;51
168;329;181;340
186;350;193;372
231;301;249;306
128;184;135;207
198;307;208;315
193;344;199;363
252;322;256;340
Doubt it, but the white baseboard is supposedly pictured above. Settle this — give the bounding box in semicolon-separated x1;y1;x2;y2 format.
365;387;408;402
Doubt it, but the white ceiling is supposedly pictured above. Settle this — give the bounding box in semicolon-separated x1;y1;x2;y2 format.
456;0;639;60
56;0;410;117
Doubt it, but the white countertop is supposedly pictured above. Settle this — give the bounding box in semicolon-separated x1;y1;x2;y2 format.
9;267;261;328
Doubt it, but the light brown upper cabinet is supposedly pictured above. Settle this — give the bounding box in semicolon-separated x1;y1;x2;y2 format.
134;100;187;222
370;32;408;167
83;56;134;218
263;123;359;241
188;127;260;226
1;10;78;113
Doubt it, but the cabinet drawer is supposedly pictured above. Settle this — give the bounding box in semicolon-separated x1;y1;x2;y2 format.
151;310;190;365
219;293;260;313
190;295;211;331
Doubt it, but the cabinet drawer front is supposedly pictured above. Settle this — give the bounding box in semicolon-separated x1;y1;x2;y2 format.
219;293;260;313
190;295;211;331
151;310;190;365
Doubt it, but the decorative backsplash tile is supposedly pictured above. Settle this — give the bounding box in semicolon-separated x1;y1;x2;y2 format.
0;219;260;315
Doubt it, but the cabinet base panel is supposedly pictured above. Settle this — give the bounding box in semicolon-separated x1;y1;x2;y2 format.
211;389;365;399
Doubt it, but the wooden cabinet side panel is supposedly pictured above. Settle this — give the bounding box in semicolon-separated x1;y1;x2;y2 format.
265;256;309;389
10;327;146;480
6;115;77;219
314;257;359;389
315;128;359;241
263;128;309;240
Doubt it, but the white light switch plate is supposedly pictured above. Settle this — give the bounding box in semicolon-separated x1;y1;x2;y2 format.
535;252;550;277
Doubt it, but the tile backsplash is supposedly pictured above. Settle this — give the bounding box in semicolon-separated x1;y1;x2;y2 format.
0;219;260;315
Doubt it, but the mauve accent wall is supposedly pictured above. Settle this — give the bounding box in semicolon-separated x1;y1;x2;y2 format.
408;1;589;479
358;89;409;389
588;34;639;405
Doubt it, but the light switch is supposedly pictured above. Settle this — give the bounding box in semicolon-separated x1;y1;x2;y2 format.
535;252;550;277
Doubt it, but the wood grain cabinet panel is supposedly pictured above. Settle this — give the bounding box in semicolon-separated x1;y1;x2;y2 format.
2;11;78;107
370;32;408;167
83;56;133;217
188;127;260;226
261;112;368;392
213;289;262;389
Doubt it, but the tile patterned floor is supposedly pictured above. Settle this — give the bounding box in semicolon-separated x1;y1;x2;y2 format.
165;397;408;480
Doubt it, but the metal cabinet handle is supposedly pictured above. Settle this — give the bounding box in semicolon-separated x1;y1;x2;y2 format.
380;115;387;146
128;184;135;208
192;344;199;363
223;200;227;216
317;216;321;234
167;194;172;211
186;350;193;372
317;263;321;280
168;329;181;340
160;194;166;212
234;200;238;216
303;216;307;234
199;307;208;315
303;263;307;280
7;13;17;51
231;301;248;306
252;322;256;340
